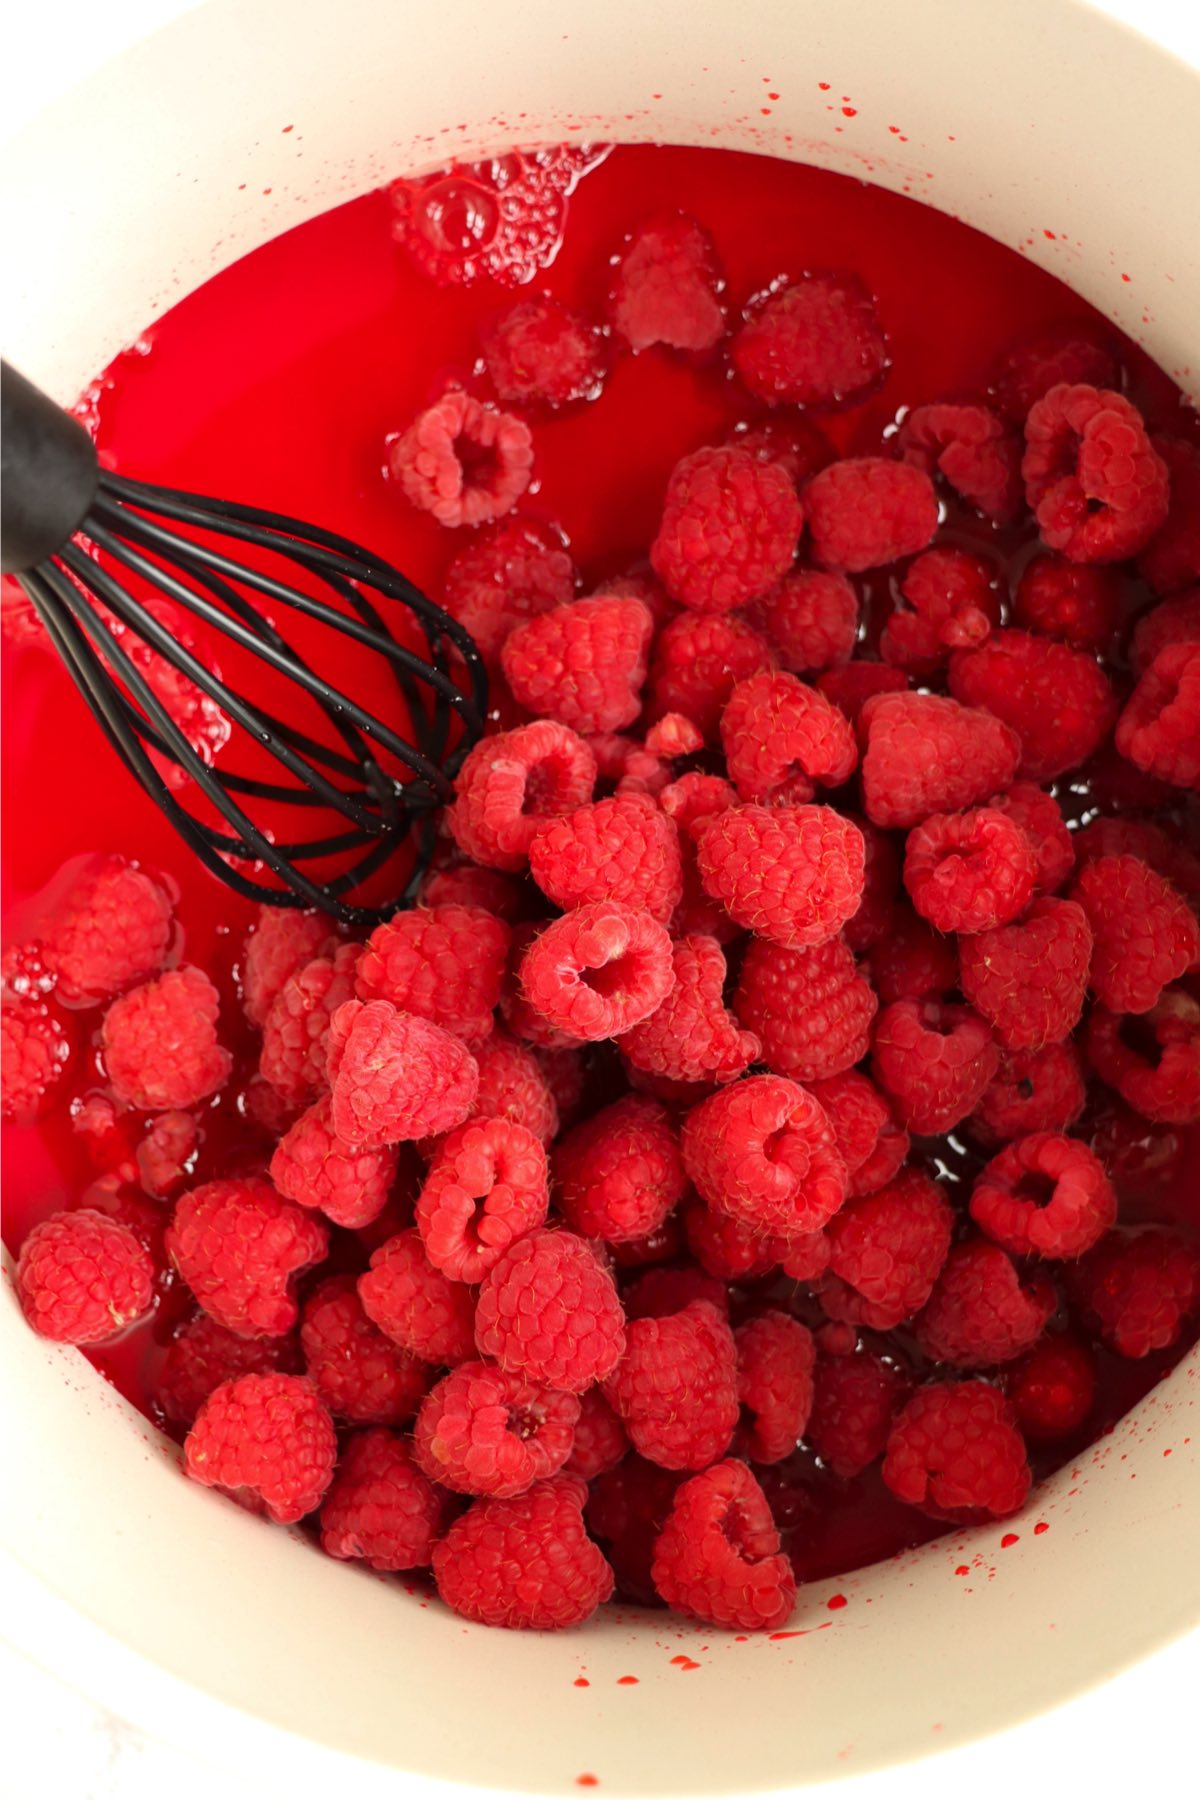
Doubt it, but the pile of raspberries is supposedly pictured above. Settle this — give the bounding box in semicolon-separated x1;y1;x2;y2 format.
7;208;1200;1637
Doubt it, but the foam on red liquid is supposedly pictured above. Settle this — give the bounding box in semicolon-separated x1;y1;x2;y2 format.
2;143;1197;1592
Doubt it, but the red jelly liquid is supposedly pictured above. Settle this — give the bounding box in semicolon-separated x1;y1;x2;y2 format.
2;143;1197;1593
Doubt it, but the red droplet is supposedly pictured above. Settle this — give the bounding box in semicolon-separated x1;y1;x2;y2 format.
827;1593;848;1610
1043;229;1057;240
1000;1532;1019;1548
818;81;831;90
574;1677;590;1687
1121;272;1132;282
617;1675;639;1685
955;1565;970;1576
841;106;858;118
577;1776;599;1788
1033;1522;1050;1535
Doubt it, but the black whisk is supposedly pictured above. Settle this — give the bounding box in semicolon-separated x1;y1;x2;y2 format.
1;360;487;926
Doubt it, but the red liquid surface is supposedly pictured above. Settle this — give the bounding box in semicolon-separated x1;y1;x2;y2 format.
3;143;1198;1591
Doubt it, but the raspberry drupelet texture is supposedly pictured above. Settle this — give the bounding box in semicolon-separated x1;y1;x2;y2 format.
970;1041;1088;1146
817;660;909;723
603;1299;738;1470
1021;383;1169;563
859;691;1021;830
959;897;1092;1053
389;389;534;528
474;1227;627;1392
624;1265;730;1321
731;272;888;410
586;1454;687;1603
619;933;759;1086
517;900;673;1041
166;1178;328;1339
1005;1334;1097;1442
450;720;598;872
1116;642;1200;790
808;1348;908;1478
882;1381;1031;1523
566;1389;629;1480
867;903;959;1004
735;1311;816;1463
320;1429;448;1571
720;669;857;802
1139;440;1200;594
650;445;803;614
1067;1228;1200;1358
733;935;877;1084
763;569;859;673
184;1373;337;1524
156;1313;302;1425
1075;816;1200;906
1;1000;72;1121
819;1168;953;1330
354;905;510;1046
240;907;335;1028
17;1209;154;1345
1071;855;1199;1015
695;803;865;948
359;1229;477;1364
609;211;726;353
414;1360;580;1498
441;517;578;661
326;999;479;1147
651;1458;796;1630
880;548;1001;675
1130;589;1200;676
837;814;901;952
987;783;1075;897
101;965;231;1111
41;855;173;1002
947;629;1118;782
872;999;999;1136
810;1070;908;1197
969;1132;1117;1260
1013;555;1121;651
684;1203;788;1281
269;1094;397;1230
300;1276;429;1426
681;1073;848;1239
417;1115;549;1281
501;594;654;735
989;323;1120;422
529;792;683;922
903;807;1037;935
805;458;938;573
421;863;530;922
1086;989;1200;1126
898;402;1022;522
552;1095;686;1244
259;942;362;1106
432;1474;614;1630
914;1241;1054;1368
479;294;606;407
647;610;775;742
470;1030;560;1143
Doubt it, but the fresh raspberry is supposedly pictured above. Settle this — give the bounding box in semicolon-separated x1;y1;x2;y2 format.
959;898;1093;1050
805;459;938;574
432;1474;614;1630
762;569;858;673
1073;817;1200;910
41;854;173;1002
736;1312;816;1464
650;446;803;614
416;1115;549;1280
816;660;909;723
898;402;1022;522
239;1073;299;1138
948;630;1117;782
450;720;597;872
609;211;726;353
1138;439;1200;594
1067;1227;1200;1357
259;942;361;1105
1;999;72;1121
414;1360;579;1497
533;1044;585;1130
972;1038;1089;1148
659;772;739;836
474;1227;626;1392
499;923;585;1049
623;1266;729;1321
566;1389;629;1479
809;1071;909;1198
969;1132;1116;1262
819;1168;953;1330
440;517;577;660
516;900;673;1041
355;905;510;1046
16;1209;154;1345
301;1276;429;1425
326;999;479;1147
1013;555;1121;651
807;1349;908;1478
1116;642;1200;789
421;862;530;922
684;1203;787;1280
880;548;1001;675
1131;588;1200;675
733;935;876;1084
184;1373;336;1524
990;322;1120;422
872;1000;999;1136
166;1178;328;1339
647;610;775;742
359;1229;477;1364
986;783;1075;896
903;807;1037;935
1071;855;1199;1014
600;567;677;624
584;730;670;798
131;1109;197;1199
724;415;835;487
501;595;654;735
651;1458;796;1630
469;1029;560;1143
643;712;704;758
618;933;759;1086
882;1381;1031;1522
240;907;334;1029
915;1241;1054;1368
609;1214;687;1272
101;965;231;1111
479;294;605;407
1004;1334;1096;1442
320;1429;447;1571
720;669;857;803
529;792;682;923
867;904;959;1004
586;1454;685;1602
731;273;888;410
603;1300;738;1470
156;1313;302;1426
269;1093;398;1230
842;815;901;953
859;690;1021;829
1086;989;1200;1124
696;803;864;949
389;390;533;528
1022;383;1168;562
553;1096;686;1244
681;1074;848;1239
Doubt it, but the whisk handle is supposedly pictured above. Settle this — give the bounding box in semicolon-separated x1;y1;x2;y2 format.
1;360;99;576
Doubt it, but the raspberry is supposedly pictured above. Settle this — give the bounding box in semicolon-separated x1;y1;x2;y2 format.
450;720;597;871
808;1349;908;1478
898;402;1022;522
647;610;775;742
359;1229;477;1364
1139;439;1200;594
184;1373;336;1524
389;390;533;528
516;900;673;1041
585;730;669;798
842;815;901;952
479;294;605;407
529;792;682;922
101;965;231;1111
733;935;876;1083
659;772;738;836
882;1381;1031;1522
684;1203;787;1280
501;595;654;734
534;1045;584;1130
166;1178;328;1338
1131;588;1200;675
440;517;577;661
301;1276;429;1425
1067;1228;1200;1357
156;1313;301;1425
1071;855;1199;1014
499;923;585;1049
643;712;704;758
859;690;1021;829
259;942;362;1105
41;854;173;1002
269;1094;398;1229
725;415;835;487
970;1132;1116;1263
720;670;857;803
327;999;479;1147
609;211;726;353
421;863;530;921
872;1000;999;1136
1013;555;1121;651
805;459;938;573
867;904;959;1004
809;1071;908;1198
240;907;334;1029
16;1208;154;1345
990;322;1120;422
1116;642;1200;789
586;1454;685;1602
681;1074;848;1239
880;548;1001;674
1004;1334;1096;1441
948;630;1117;782
624;1266;729;1321
696;803;864;949
1;999;72;1121
320;1429;447;1570
1073;817;1200;909
651;1458;795;1630
651;446;803;614
780;1226;841;1282
474;1227;626;1392
762;570;858;673
1086;989;1200;1125
416;1115;549;1280
731;273;888;410
915;1241;1054;1368
355;904;510;1046
736;1312;816;1463
819;1168;953;1330
959;898;1093;1050
817;660;909;723
470;1029;560;1143
553;1096;686;1243
1023;383;1169;561
414;1360;579;1497
903;807;1037;935
566;1389;629;1479
432;1474;614;1630
618;933;759;1086
987;783;1075;896
972;1040;1088;1147
603;1300;738;1470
